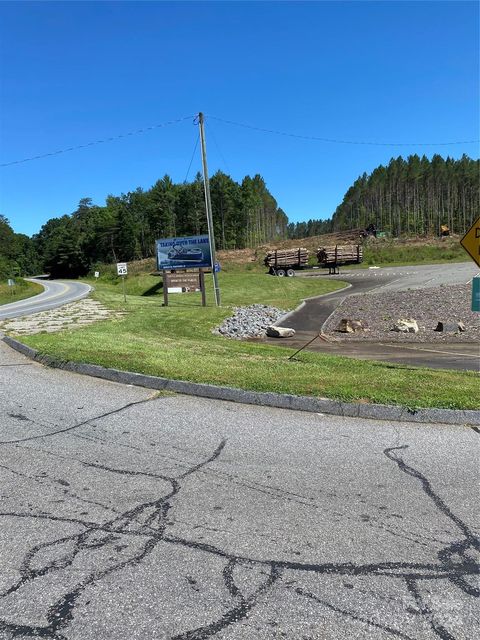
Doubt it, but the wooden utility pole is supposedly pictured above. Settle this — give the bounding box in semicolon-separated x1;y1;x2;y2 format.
198;112;220;306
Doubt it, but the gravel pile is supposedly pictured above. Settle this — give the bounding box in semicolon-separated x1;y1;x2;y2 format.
323;283;479;343
214;304;286;339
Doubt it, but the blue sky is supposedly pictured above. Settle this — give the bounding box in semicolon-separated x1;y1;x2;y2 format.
0;1;478;236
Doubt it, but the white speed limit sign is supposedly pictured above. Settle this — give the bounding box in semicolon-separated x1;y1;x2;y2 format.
116;262;128;276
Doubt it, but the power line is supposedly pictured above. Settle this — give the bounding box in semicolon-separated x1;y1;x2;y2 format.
3;111;477;169
206;114;479;147
183;134;199;183
206;121;231;175
0;115;195;167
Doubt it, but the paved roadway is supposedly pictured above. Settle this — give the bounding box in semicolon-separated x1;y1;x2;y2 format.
273;263;479;371
0;341;478;639
0;280;92;320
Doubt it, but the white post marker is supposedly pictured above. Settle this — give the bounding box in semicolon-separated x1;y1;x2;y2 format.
117;263;128;303
7;279;15;296
94;271;100;279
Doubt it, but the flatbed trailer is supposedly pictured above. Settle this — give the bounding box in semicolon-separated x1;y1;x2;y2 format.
317;245;363;274
264;248;309;276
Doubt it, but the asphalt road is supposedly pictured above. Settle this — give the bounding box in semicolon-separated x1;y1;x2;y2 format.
0;341;478;639
281;262;479;332
273;263;479;371
0;280;92;321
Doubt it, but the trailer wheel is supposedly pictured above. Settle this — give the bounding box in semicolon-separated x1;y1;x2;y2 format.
276;269;286;277
286;268;295;277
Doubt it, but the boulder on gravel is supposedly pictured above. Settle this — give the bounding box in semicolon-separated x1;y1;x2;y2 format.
337;319;366;333
266;326;295;338
435;321;465;333
392;318;419;334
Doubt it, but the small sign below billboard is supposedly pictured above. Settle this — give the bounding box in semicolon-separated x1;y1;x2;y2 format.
117;262;128;276
162;270;206;307
156;236;211;271
167;273;201;291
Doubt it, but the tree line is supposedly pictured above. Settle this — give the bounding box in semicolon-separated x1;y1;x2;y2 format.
0;215;41;279
287;154;479;239
30;172;288;277
2;154;478;279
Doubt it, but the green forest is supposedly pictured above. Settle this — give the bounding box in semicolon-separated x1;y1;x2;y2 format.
287;154;479;239
1;154;478;279
1;172;288;278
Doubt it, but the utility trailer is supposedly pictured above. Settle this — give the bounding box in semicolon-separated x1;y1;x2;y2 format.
317;245;363;274
264;248;309;276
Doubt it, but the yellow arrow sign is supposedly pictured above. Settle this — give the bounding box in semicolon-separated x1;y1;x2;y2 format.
460;216;480;268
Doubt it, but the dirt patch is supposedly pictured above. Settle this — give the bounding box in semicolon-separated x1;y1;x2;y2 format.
323;284;479;343
217;235;461;267
0;299;124;336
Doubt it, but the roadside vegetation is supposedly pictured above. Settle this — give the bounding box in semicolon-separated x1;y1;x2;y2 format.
0;278;43;306
217;235;469;271
361;237;467;267
18;269;478;411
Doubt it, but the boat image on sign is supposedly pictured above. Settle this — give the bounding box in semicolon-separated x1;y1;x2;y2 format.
167;243;204;263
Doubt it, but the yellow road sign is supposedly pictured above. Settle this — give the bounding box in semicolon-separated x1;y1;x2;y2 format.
460;216;480;267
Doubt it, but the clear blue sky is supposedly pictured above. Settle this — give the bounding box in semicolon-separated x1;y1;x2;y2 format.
0;1;478;236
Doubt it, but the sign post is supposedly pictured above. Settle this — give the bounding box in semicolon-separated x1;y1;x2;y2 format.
116;262;128;303
7;279;15;296
460;217;480;313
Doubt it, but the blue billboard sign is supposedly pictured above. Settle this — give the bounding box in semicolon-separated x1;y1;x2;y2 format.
156;235;212;271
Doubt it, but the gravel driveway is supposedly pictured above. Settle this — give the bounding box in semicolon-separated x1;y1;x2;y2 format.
323;283;479;343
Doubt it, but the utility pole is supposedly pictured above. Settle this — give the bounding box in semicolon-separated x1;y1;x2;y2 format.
198;112;221;306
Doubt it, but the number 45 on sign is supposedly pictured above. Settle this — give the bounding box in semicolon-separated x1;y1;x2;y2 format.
117;263;128;276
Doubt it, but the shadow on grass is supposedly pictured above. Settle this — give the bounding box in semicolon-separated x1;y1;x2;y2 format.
142;282;163;296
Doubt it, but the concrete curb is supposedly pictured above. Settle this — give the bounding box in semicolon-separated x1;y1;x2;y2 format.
3;335;479;426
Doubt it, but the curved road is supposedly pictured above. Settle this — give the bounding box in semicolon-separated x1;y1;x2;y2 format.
0;341;478;639
0;279;92;321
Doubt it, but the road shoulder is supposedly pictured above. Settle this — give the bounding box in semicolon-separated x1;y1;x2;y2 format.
3;335;479;426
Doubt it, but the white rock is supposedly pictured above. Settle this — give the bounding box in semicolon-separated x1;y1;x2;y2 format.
393;318;419;333
266;326;295;338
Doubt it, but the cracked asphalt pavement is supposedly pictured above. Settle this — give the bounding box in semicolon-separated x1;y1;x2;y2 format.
0;341;478;639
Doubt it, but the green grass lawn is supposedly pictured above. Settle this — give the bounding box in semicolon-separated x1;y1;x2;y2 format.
17;271;479;411
361;239;468;267
0;279;44;306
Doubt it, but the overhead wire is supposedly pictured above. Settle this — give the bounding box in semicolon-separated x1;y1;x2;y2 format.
2;112;478;170
206;114;479;147
0;114;195;167
205;121;231;175
183;134;200;184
